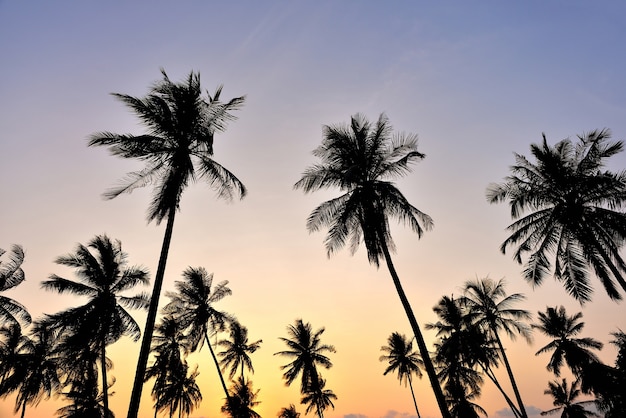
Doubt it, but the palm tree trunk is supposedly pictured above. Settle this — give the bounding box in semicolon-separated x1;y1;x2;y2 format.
494;332;528;418
408;375;422;418
101;337;109;415
204;333;230;400
479;361;522;418
128;209;177;418
20;400;26;418
380;241;452;418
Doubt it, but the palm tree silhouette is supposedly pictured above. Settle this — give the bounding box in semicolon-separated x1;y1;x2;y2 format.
218;320;262;380
541;378;599;417
0;245;31;328
487;129;626;303
277;404;301;418
460;277;532;418
163;267;232;399
294;113;449;417
274;319;335;395
0;321;61;418
379;332;424;418
221;376;261;418
533;306;603;377
154;361;202;418
41;234;149;413
301;377;337;418
87;69;246;418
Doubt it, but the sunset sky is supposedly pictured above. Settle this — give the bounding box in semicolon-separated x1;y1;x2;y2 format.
1;1;626;418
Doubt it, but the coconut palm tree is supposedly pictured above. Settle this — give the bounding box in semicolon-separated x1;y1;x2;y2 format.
460;277;532;418
163;267;232;399
41;234;150;413
218;320;262;380
445;380;487;418
541;378;599;417
87;69;246;418
154;361;202;418
294;113;449;417
0;245;31;328
277;404;300;418
379;332;424;418
533;306;603;377
301;378;336;418
221;376;261;418
1;321;61;418
274;319;335;395
487;129;626;303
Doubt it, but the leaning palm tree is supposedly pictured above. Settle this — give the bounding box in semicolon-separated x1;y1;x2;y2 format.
41;234;150;413
274;319;335;395
379;332;424;418
163;267;232;399
533;306;603;377
0;245;31;328
541;378;599;417
87;69;246;418
294;113;449;417
277;404;301;418
218;320;262;380
460;277;532;418
487;129;626;303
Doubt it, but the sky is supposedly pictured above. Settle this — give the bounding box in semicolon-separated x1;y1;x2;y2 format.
1;1;626;417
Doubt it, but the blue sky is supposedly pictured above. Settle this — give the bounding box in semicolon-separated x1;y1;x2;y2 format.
1;1;625;417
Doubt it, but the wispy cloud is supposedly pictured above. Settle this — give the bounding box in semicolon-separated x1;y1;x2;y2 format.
494;406;543;417
381;410;419;418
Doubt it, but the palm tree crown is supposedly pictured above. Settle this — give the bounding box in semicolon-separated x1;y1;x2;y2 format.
487;129;626;303
0;245;31;327
218;320;262;380
541;378;599;417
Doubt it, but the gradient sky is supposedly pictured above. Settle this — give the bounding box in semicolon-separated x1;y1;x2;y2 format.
1;1;626;418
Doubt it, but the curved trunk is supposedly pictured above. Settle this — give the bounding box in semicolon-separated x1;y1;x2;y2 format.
204;333;230;400
494;331;528;418
408;374;422;418
128;209;177;418
479;360;522;418
380;241;452;418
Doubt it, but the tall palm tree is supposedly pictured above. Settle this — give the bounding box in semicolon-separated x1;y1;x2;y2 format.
221;376;261;418
461;277;532;418
41;234;150;413
274;319;335;395
218;320;262;380
1;321;61;418
87;69;246;418
163;267;232;399
487;129;626;303
277;404;301;418
301;378;337;418
541;378;599;418
533;306;603;377
379;332;424;418
0;245;31;328
294;113;449;417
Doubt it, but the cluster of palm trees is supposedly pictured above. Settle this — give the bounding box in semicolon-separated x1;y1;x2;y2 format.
2;68;626;417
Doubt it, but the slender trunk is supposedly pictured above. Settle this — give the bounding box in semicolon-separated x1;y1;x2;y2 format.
494;331;528;418
204;333;230;399
380;242;452;418
20;400;26;418
128;209;177;418
101;337;109;415
478;360;521;418
408;374;422;418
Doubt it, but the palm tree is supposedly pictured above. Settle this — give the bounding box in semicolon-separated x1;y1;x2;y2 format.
461;277;532;418
41;234;149;413
163;267;232;399
277;404;301;418
87;69;246;418
379;332;424;418
0;245;31;328
533;306;603;377
221;376;261;418
445;379;488;418
487;129;626;303
154;361;202;418
218;320;262;380
301;378;337;418
1;321;61;418
274;319;335;395
541;378;599;417
294;113;448;417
